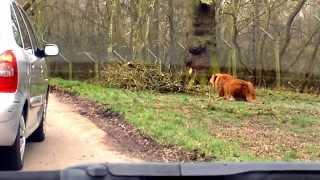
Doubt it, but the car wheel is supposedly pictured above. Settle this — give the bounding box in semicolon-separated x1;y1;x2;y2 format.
27;95;48;142
0;115;26;171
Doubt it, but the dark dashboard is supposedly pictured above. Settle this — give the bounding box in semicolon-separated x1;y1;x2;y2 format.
1;163;320;180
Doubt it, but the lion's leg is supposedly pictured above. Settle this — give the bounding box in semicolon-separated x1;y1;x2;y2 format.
224;87;235;101
218;89;225;97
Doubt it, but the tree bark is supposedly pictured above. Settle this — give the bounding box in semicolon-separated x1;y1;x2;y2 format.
257;0;272;85
250;0;260;84
274;34;281;88
107;1;115;60
168;0;178;66
215;0;226;69
279;0;307;63
152;0;160;58
185;0;217;74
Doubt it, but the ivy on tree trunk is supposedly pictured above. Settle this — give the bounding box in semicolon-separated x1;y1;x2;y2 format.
185;0;217;75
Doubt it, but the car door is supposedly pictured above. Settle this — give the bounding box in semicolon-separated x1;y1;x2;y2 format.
19;6;48;105
12;3;44;131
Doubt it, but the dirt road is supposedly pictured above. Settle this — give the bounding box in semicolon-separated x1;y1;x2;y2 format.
24;94;138;171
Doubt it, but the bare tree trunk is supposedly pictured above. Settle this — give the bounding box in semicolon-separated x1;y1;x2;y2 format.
168;0;178;66
279;0;307;63
128;14;135;61
215;0;226;68
300;34;320;92
128;0;135;61
113;1;122;54
274;34;281;88
250;0;260;84
288;26;320;68
152;0;160;59
231;48;237;77
258;0;272;85
231;13;238;77
225;0;252;76
107;1;114;60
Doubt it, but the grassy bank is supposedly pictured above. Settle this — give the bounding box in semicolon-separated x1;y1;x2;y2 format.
50;78;320;161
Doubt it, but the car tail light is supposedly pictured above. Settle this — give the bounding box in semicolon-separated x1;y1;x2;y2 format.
0;50;18;93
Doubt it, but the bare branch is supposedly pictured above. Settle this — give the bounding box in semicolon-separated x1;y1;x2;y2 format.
113;50;127;63
280;0;307;61
23;0;37;11
222;39;233;48
259;26;274;40
288;19;320;68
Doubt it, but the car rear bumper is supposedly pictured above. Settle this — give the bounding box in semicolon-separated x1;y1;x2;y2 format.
0;93;23;146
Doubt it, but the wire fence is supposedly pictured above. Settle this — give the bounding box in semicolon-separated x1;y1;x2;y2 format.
48;45;181;81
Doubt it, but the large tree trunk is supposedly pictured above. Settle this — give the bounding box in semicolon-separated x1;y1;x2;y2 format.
185;0;217;76
184;0;217;90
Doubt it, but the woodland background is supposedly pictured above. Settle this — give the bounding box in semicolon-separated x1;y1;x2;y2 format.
20;0;320;93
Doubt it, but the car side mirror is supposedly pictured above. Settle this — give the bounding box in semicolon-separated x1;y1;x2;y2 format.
44;44;59;56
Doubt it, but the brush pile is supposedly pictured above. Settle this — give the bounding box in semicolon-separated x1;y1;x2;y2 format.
95;62;194;93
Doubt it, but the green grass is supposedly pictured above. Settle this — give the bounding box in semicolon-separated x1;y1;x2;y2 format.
50;78;320;161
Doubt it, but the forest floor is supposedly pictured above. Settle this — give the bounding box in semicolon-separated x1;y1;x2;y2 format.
50;78;320;161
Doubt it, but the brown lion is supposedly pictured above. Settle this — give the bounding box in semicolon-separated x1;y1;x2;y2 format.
210;73;256;102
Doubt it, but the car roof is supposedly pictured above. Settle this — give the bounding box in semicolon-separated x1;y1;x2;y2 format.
0;0;13;6
0;0;15;49
0;0;12;23
0;0;13;16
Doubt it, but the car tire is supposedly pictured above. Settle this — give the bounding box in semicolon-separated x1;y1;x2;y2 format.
0;116;26;171
28;95;48;143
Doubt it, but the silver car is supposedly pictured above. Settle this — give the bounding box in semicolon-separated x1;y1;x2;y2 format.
0;0;59;170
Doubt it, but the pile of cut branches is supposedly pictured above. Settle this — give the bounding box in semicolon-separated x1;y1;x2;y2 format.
94;62;195;93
